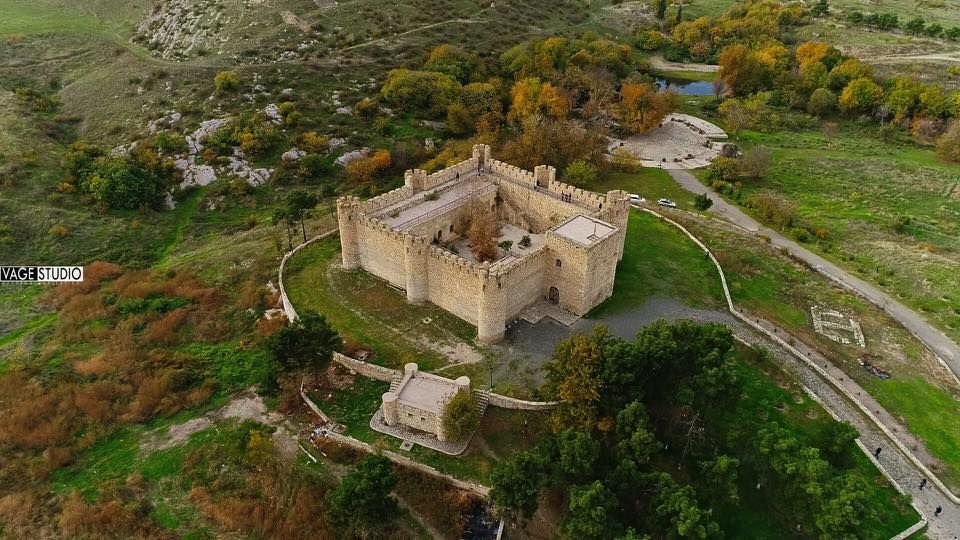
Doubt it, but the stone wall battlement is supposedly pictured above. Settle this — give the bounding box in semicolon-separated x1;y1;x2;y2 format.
357;217;410;243
427;244;488;277
424;158;479;190
487;159;536;186
489;245;549;278
547;180;608;210
363;185;415;213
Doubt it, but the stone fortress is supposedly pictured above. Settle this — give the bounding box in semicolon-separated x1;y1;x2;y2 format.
336;144;629;343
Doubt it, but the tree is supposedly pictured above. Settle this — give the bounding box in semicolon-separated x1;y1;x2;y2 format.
656;0;668;19
618;83;677;134
810;0;829;17
380;69;462;117
839;77;883;115
614;401;659;465
706;156;738;183
654;481;721;539
81;156;168;210
564;160;599;187
490;449;551;519
694;193;714;211
718;45;770;96
936;120;960;162
214;70;240;93
738;146;771;179
544;326;612;432
827;58;874;91
562;481;622;540
467;204;498;262
446;102;474;135
795;41;840;70
508;78;570;123
326;455;400;534
266;310;342;372
441;389;480;442
286;190;318;242
905;17;926;35
422;44;477;83
807;88;837;117
699;455;740;504
557;430;601;479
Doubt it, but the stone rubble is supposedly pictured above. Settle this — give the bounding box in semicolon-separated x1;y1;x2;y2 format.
335;147;371;167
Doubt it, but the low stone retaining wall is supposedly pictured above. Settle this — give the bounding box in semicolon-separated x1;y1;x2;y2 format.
277;229;339;322
333;352;399;382
486;393;559;410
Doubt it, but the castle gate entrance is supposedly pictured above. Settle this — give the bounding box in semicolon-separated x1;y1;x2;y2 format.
548;286;559;304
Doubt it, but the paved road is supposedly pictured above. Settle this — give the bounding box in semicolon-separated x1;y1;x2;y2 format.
668;168;960;379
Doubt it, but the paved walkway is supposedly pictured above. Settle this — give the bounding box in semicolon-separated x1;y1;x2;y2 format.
667;168;960;380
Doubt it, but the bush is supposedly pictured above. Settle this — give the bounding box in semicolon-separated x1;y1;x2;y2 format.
48;224;68;237
442;389;480;442
266;310;342;373
563;160;599;187
694;193;713;211
706;156;738;183
807;88;837;117
326;455;400;533
936;120;960;162
738;146;771;180
214;70;240;93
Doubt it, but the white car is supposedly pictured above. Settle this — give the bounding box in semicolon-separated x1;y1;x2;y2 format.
657;198;677;208
629;193;645;204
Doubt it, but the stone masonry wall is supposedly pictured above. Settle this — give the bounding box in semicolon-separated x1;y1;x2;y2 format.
494;178;581;232
426;246;485;324
356;219;406;287
497;245;549;320
545;231;591;314
423;158;479;191
332;352;399;381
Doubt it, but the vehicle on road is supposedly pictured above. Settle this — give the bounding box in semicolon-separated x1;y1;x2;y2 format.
629;193;645;203
657;198;677;208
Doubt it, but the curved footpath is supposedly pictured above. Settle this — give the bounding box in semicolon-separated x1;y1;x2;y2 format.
668;168;960;381
641;206;958;539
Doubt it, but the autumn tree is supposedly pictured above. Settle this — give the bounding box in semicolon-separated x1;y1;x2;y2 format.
839;77;883;115
380;69;462;117
467;204;499;262
423;44;477;83
718;44;770;96
618;83;677;134
936;120;960;162
507;78;570;123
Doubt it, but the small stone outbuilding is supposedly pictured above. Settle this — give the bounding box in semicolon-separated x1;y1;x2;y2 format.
380;363;470;443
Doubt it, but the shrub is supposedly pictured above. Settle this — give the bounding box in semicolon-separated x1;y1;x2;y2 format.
694;193;713;211
738;146;772;180
564;160;599;187
807;88;837;117
706;156;738;183
266;310;342;373
214;70;241;93
300;131;329;153
935;120;960;162
746;191;796;229
48;224;68;237
519;235;531;248
326;455;400;533
442;389;480;442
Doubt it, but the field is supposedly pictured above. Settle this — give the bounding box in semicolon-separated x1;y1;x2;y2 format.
720;124;960;346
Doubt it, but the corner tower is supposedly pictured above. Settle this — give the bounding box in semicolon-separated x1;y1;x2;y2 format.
337;196;362;270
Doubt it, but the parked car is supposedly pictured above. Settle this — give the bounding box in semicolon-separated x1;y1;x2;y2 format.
629;193;645;203
657;198;677;208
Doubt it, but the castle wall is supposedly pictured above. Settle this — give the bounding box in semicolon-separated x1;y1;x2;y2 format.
423;158;479;191
493;178;582;232
546;179;608;212
425;246;484;325
395;402;441;435
356;220;407;287
582;233;620;309
545;232;591;315
363;185;415;214
495;246;549;321
407;189;496;240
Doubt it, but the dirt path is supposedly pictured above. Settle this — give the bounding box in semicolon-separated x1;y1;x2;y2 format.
340;18;486;52
648;54;719;73
140;390;299;459
867;52;960;64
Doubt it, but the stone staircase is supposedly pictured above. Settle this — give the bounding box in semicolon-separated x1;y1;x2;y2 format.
473;388;490;416
388;375;402;393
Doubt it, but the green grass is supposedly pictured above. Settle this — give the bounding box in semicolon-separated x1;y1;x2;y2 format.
864;375;960;479
683;215;960;492
591;210;725;315
713;123;960;345
284;236;484;370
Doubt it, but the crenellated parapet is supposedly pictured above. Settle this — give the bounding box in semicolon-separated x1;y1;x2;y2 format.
363;185;415;213
423;158;478;190
487;158;537;187
547;179;609;211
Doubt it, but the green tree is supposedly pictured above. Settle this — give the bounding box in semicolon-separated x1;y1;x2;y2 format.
82;156;168;210
544;326;612;432
694;193;714;211
556;430;600;479
446;102;475;135
656;0;668;19
654;481;721;539
214;70;240;93
380;69;463;117
936;119;960;162
904;17;926;35
838;77;883;115
423;44;477;83
614;401;659;465
441;389;480;442
286;190;318;243
810;0;829;16
326;455;400;534
562;481;622;539
807;87;837;117
706;156;738;183
266;310;342;373
564;160;600;187
699;455;740;504
490;448;551;519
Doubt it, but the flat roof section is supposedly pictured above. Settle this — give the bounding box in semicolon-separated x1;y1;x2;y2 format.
397;375;458;414
552;215;616;246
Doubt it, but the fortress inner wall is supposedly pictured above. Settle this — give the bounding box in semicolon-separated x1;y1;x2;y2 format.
407;190;497;240
492;178;583;232
494;246;549;321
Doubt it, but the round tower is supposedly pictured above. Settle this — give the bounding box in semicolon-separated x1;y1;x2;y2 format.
337;196;361;270
404;235;428;304
477;265;505;343
382;392;399;425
